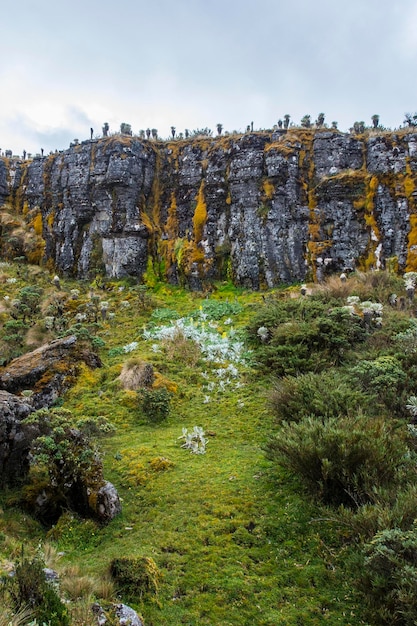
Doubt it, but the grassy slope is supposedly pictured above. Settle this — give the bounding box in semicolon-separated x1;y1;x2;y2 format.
0;269;366;625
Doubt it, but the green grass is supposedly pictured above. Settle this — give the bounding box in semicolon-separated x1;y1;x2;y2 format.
0;269;370;624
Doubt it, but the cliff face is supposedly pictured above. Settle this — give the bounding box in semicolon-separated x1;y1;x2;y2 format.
2;129;417;288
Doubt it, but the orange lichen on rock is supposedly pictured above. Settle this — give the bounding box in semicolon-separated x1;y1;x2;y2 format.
192;181;207;243
358;175;381;271
262;179;275;200
406;213;417;271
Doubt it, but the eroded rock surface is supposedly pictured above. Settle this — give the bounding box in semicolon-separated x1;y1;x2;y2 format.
0;390;33;485
2;129;417;287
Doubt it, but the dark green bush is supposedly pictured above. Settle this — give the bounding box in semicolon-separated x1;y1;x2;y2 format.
248;305;366;375
359;527;417;625
269;370;372;423
267;414;413;507
246;298;329;343
138;388;171;423
351;356;407;413
22;408;105;523
200;299;243;319
110;556;161;600
336;484;417;541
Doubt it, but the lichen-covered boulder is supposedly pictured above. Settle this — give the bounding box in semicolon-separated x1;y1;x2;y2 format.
0;335;101;408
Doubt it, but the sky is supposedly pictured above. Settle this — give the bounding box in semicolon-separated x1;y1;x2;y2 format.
1;0;417;156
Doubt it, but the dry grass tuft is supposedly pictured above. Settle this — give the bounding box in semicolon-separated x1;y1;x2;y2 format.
119;357;154;390
0;606;34;626
313;270;404;304
161;328;201;366
312;275;357;301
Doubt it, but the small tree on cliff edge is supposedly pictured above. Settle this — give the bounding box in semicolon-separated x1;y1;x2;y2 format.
372;114;379;128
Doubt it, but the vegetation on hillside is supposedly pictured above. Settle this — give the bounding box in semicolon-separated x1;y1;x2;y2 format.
1;262;417;624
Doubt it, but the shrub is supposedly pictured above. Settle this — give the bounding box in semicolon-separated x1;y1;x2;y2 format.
138;388;171;423
22;408;106;523
110;556;161;601
351;356;407;413
269;370;372;423
267;413;413;507
5;555;69;626
359;527;417;624
248;303;366;375
336;483;417;541
200;299;243;319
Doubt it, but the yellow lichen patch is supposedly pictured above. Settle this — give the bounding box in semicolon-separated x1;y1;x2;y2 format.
225;193;232;205
140;210;155;234
25;237;45;265
262;179;275;200
47;210;55;229
264;141;297;157
353;198;365;211
160;192;179;269
404;175;415;198
308;222;321;241
30;212;43;236
141;151;163;239
165;192;178;238
152;371;178;394
406;213;417;271
358;175;381;271
103;135;134;151
193;180;207;243
307;239;332;258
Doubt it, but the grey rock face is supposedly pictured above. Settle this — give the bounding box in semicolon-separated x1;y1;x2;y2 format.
313;132;363;178
2;130;417;287
0;390;33;485
367;135;407;174
0;158;7;203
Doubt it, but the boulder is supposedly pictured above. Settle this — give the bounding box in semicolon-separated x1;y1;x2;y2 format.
93;481;122;524
91;602;144;626
114;603;144;626
0;335;101;408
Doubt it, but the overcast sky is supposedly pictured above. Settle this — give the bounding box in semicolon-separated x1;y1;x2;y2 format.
1;0;417;155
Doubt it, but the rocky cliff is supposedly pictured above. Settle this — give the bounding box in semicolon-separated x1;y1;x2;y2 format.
1;128;417;288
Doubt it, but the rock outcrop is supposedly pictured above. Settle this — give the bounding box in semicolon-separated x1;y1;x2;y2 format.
0;390;33;485
2;128;417;288
0;336;120;525
0;335;100;408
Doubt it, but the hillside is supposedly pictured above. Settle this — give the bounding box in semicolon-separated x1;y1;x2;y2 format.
1;262;417;624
